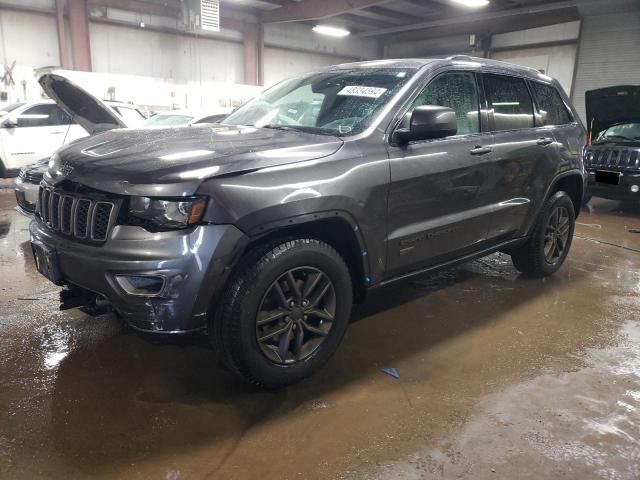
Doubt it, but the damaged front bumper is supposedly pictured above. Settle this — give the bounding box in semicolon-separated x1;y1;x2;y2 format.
29;218;247;333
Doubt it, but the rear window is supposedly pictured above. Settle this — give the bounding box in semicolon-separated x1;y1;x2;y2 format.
484;74;534;131
530;82;572;126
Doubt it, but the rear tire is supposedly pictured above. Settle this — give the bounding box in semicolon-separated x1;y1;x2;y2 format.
212;238;353;389
511;191;575;278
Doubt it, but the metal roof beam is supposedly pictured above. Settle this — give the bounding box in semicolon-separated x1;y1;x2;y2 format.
88;0;180;18
355;0;584;36
261;0;392;23
347;7;414;25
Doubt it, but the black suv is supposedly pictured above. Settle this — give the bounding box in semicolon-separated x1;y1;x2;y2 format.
583;86;640;202
30;57;586;388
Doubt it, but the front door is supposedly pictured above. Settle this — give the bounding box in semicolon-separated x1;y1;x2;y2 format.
386;70;496;278
0;104;71;170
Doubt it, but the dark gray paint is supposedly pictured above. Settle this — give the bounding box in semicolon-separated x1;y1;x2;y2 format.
31;57;586;332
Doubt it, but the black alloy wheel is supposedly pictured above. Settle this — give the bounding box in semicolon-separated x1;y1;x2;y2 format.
256;266;336;364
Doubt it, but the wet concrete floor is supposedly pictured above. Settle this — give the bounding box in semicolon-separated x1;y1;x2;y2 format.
1;189;639;479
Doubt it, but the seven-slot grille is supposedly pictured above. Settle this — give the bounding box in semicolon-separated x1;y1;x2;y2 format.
38;185;117;242
585;147;640;170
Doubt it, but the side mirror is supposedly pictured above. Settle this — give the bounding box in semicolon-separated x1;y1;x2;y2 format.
2;118;17;128
393;105;457;144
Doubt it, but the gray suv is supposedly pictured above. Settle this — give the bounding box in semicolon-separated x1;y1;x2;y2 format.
30;57;586;388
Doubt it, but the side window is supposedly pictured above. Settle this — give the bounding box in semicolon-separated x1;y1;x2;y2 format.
530;82;572;126
483;74;534;131
16;104;71;127
410;71;480;135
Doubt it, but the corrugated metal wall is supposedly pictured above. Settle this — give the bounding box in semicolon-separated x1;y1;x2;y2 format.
571;12;640;122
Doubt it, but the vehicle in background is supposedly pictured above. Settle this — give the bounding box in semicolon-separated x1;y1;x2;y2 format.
1;90;145;178
13;74;146;213
14;107;229;214
31;58;585;388
0;102;26;117
142;108;233;128
583;85;640;203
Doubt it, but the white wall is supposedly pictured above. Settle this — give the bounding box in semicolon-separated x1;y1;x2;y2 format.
491;21;581;50
263;48;354;86
0;2;368;102
265;22;378;60
491;45;578;96
489;21;580;96
0;9;59;68
89;23;245;84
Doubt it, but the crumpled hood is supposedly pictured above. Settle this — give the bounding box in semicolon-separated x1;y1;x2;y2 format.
586;85;640;140
45;125;343;196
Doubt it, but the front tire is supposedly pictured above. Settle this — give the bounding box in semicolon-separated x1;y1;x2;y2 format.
511;191;575;277
213;238;353;389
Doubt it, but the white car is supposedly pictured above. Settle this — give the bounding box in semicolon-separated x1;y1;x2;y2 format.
142;108;233;128
1;95;145;177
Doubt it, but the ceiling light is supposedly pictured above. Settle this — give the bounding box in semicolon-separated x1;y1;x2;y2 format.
450;0;490;7
312;25;350;37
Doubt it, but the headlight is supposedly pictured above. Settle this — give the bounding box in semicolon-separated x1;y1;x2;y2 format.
129;196;207;229
584;150;594;164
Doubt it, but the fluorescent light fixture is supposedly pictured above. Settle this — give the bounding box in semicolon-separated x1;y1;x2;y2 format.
450;0;490;7
312;25;350;37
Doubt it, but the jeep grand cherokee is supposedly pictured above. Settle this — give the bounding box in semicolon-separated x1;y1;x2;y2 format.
30;57;586;388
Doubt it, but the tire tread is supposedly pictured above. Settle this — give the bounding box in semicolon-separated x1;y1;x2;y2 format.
213;237;351;388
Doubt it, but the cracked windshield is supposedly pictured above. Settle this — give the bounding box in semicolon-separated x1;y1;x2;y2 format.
223;67;416;136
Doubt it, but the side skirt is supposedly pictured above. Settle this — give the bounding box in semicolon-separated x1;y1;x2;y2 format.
371;237;526;289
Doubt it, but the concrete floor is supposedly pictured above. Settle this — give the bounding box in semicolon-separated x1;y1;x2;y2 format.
1;188;639;480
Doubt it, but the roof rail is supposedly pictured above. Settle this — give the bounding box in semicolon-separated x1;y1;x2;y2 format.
446;55;476;61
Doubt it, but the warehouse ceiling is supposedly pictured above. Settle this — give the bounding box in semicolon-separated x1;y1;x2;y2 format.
97;0;640;43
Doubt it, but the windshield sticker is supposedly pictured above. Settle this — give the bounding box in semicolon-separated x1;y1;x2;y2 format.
338;86;387;99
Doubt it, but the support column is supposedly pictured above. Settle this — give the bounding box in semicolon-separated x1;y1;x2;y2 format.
68;0;92;71
55;0;70;69
257;23;264;87
243;22;259;86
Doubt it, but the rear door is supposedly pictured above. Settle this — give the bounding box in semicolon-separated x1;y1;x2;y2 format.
480;72;552;241
529;79;583;177
385;69;495;277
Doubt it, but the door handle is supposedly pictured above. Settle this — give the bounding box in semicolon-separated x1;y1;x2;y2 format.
49;131;65;135
536;137;554;146
470;146;492;156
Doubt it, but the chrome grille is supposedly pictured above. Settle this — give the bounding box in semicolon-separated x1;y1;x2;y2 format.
586;147;640;171
38;185;118;243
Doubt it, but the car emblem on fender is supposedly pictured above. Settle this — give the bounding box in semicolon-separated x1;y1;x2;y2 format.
59;162;74;177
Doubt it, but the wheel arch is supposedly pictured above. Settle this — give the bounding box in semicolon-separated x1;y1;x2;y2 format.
548;171;585;219
237;212;370;304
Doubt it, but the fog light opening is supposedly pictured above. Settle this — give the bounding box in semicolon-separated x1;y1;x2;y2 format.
631;185;639;193
115;275;164;296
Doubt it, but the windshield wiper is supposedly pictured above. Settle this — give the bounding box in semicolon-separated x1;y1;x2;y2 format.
257;125;298;132
258;124;339;137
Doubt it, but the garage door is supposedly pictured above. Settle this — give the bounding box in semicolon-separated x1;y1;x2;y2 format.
571;11;640;123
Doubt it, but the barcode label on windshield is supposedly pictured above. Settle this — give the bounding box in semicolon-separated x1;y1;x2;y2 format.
338;86;387;98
